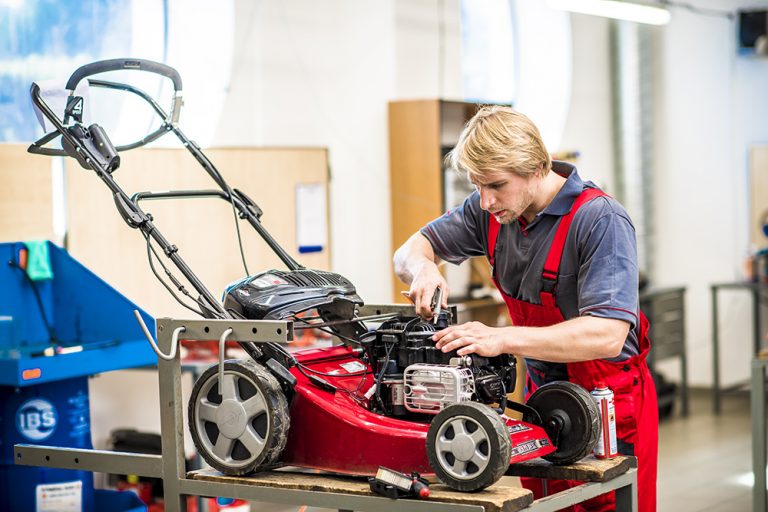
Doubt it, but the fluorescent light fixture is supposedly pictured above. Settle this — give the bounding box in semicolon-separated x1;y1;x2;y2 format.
547;0;671;25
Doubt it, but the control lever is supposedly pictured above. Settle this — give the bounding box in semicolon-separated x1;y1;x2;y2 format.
62;123;120;173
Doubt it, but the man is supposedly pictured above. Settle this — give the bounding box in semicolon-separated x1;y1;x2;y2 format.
393;106;657;512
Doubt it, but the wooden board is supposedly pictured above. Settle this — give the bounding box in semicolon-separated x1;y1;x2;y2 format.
188;467;534;512
0;144;55;242
65;147;330;318
504;455;636;482
188;456;635;511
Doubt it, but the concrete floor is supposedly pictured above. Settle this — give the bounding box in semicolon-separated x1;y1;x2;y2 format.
657;390;752;512
253;389;754;512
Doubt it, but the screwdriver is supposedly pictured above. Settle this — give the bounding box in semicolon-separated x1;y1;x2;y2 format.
400;287;443;324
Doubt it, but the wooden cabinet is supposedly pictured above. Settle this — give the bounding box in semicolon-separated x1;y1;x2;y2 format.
389;99;491;302
750;145;768;249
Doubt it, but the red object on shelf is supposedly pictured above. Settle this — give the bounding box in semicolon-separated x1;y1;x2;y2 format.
116;476;153;505
279;345;555;475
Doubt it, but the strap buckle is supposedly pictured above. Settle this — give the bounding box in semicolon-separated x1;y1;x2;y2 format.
541;271;558;294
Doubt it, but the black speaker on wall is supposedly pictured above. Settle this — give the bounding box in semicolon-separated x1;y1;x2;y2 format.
739;9;768;56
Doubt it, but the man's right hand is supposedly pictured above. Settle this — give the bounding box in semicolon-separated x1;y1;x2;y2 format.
394;232;449;320
407;262;449;320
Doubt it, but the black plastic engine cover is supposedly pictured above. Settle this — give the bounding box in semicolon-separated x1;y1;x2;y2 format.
223;269;364;331
474;373;505;403
362;316;456;369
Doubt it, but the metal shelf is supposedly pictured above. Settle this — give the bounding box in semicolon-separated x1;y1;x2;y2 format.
15;315;637;512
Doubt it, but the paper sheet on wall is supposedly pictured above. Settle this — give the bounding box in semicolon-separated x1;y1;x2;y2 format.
295;183;326;253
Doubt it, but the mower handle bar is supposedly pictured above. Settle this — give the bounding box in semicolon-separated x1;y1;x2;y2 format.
28;76;175;157
65;58;182;92
132;189;262;217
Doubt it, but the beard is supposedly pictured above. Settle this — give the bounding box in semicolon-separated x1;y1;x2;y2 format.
492;210;519;224
493;188;536;225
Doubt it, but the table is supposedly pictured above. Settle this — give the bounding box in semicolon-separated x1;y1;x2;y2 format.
187;456;638;512
752;354;768;512
14;315;638;512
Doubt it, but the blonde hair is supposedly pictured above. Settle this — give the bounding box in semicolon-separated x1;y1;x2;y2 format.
447;106;551;182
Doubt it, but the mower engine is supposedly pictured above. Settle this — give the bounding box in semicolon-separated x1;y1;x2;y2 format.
360;315;517;417
223;268;516;419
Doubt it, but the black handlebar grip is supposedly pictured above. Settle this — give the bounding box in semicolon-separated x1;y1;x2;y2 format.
65;58;182;92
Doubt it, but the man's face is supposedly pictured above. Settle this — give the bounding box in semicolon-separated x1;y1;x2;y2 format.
471;170;541;224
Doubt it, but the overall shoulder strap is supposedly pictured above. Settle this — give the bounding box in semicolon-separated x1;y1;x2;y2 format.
540;187;607;307
487;214;501;270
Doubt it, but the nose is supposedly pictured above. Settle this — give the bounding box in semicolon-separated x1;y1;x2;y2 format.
479;187;494;211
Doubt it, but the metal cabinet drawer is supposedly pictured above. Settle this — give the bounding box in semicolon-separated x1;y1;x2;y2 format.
640;287;686;362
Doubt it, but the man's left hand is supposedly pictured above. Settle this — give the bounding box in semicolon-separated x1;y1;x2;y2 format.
432;321;505;357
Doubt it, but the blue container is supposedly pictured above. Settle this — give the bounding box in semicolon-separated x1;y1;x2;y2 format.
0;242;156;387
0;241;158;511
0;377;95;512
94;489;147;512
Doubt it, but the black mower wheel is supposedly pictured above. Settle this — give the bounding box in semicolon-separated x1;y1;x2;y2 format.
524;381;600;465
426;402;511;492
188;359;289;475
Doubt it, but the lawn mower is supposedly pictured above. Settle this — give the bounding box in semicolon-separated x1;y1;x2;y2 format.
28;59;600;492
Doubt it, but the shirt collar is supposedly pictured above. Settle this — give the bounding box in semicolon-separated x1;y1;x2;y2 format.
538;161;586;217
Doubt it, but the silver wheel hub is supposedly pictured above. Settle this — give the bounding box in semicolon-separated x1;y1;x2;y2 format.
193;371;270;467
216;400;247;438
435;415;491;480
451;434;475;461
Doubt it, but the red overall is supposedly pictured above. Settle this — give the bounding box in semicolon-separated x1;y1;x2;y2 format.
488;188;658;512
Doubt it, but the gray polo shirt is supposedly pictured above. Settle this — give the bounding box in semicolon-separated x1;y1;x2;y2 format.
421;162;640;374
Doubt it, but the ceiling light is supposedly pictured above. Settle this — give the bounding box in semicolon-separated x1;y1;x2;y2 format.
547;0;671;25
0;0;24;9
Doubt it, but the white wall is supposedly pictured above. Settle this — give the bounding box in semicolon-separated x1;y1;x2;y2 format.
89;0;616;449
89;0;768;452
559;13;615;192
90;0;459;450
653;0;768;387
214;0;398;305
556;1;768;389
394;0;463;100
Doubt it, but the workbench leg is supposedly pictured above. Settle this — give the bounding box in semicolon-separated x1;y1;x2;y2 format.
158;329;188;512
615;478;638;512
712;286;721;414
753;359;767;512
754;287;762;356
680;351;690;417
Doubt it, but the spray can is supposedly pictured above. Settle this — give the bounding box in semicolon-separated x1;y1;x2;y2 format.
591;382;618;459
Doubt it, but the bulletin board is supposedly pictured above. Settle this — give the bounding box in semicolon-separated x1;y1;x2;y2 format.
0;144;331;319
65;146;330;318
